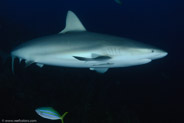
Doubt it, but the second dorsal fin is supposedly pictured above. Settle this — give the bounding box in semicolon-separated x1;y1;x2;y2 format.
60;11;86;33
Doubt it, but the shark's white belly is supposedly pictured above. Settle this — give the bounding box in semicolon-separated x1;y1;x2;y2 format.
33;52;152;68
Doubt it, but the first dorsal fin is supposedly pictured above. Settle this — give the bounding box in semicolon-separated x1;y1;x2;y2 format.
60;11;86;33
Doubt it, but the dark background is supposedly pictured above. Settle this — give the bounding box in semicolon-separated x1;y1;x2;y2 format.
0;0;183;123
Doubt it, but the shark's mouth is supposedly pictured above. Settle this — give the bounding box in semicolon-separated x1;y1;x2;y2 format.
142;58;152;62
151;53;168;60
138;59;152;64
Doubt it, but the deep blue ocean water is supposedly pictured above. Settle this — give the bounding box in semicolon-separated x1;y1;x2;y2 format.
0;0;183;123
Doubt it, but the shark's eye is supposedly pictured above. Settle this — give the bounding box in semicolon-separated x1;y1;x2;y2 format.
151;50;154;53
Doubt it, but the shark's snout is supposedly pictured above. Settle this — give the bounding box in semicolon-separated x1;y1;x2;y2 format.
158;52;168;58
150;50;168;60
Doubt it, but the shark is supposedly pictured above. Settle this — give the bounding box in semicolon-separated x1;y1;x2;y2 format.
11;11;168;73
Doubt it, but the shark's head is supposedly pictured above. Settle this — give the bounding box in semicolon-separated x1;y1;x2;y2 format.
119;39;168;60
125;45;168;62
109;41;168;67
128;46;168;60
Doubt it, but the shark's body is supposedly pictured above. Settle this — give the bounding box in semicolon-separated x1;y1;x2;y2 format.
11;11;167;73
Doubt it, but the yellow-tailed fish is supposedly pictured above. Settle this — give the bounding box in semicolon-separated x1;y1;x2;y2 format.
35;107;68;123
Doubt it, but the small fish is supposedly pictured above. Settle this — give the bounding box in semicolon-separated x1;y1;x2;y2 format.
115;0;122;5
35;107;68;123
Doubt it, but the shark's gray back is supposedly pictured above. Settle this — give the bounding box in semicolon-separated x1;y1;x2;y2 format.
16;31;154;51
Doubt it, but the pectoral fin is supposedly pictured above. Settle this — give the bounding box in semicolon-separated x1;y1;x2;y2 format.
90;68;109;73
73;55;111;61
73;56;89;61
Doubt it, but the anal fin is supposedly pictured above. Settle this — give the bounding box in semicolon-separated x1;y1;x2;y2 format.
25;60;34;67
36;63;44;68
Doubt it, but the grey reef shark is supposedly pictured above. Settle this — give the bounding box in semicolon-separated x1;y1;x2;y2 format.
11;11;168;73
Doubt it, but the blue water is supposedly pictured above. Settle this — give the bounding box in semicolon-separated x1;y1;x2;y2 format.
0;0;183;123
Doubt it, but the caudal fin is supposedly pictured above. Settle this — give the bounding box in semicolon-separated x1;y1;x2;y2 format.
60;112;68;123
11;56;15;74
0;50;10;64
